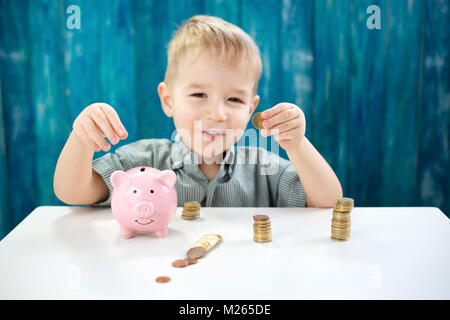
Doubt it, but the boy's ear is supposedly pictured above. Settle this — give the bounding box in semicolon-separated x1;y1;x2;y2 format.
158;81;173;118
249;95;260;116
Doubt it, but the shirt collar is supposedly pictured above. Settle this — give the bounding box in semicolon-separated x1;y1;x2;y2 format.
170;133;236;173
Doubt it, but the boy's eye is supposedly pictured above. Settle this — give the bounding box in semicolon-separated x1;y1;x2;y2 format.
191;93;206;98
229;97;244;104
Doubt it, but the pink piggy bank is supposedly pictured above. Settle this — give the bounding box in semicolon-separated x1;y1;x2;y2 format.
110;166;177;238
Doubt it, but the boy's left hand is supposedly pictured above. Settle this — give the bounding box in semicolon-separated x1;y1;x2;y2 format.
260;103;306;152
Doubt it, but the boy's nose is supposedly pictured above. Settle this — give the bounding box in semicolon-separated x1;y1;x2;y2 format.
205;103;227;121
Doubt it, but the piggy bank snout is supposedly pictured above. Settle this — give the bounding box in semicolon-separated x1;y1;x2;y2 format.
134;202;155;219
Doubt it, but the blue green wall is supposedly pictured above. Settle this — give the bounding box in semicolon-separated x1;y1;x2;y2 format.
0;0;449;239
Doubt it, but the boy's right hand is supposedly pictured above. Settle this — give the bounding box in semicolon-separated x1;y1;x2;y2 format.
73;103;128;152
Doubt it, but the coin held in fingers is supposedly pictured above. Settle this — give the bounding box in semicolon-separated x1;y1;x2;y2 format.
252;112;264;129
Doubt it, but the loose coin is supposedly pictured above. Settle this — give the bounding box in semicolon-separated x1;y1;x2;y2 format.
155;276;171;283
172;259;189;268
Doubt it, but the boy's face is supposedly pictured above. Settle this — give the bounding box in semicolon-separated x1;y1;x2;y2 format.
158;49;260;161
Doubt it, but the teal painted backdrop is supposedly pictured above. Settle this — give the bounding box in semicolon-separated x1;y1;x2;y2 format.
0;0;449;240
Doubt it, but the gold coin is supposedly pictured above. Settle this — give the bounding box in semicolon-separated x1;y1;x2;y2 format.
183;210;200;214
254;230;271;233
331;225;351;231
254;235;272;240
335;208;352;212
182;215;198;220
337;197;354;204
254;224;271;228
331;232;350;238
331;223;350;229
253;227;272;232
254;220;271;224
334;205;353;210
331;236;348;241
253;230;272;234
332;217;351;223
184;201;201;206
332;223;350;229
254;237;272;243
331;229;350;235
331;216;351;222
182;212;198;217
252;112;264;129
254;221;271;226
335;202;354;211
332;211;351;219
331;232;350;237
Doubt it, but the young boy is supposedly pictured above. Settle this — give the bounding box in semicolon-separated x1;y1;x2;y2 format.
53;15;342;208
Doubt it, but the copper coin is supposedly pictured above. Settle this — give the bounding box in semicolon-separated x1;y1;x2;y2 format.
187;246;207;259
252;112;264;129
155;276;171;283
172;258;189;268
187;257;198;265
253;214;269;221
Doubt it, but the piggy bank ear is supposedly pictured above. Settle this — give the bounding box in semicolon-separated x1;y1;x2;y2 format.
110;170;130;188
155;170;176;188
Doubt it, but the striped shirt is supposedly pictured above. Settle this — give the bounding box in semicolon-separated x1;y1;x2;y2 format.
91;134;306;207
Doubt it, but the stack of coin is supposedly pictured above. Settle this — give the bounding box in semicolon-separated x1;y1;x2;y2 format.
331;197;354;241
182;201;201;220
253;215;272;243
187;234;223;259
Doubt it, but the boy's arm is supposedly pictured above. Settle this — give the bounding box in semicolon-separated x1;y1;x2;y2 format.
286;137;342;208
54;131;109;205
54;103;127;205
260;103;342;208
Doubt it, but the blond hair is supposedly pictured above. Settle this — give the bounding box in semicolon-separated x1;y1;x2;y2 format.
164;15;262;94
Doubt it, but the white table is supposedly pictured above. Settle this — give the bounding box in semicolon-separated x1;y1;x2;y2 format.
0;206;449;299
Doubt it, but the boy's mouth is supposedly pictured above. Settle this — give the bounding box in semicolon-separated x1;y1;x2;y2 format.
202;129;225;141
